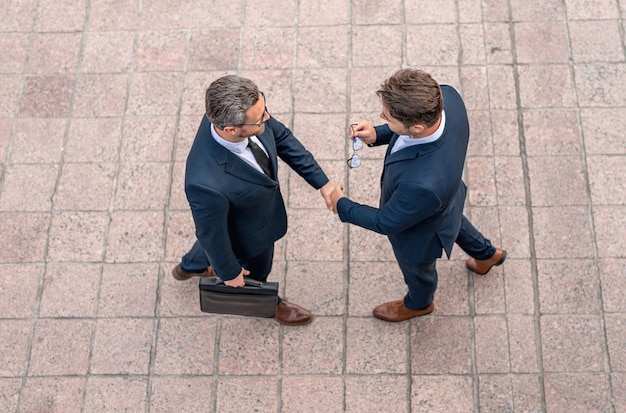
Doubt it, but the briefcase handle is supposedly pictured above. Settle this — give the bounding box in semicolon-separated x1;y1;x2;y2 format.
215;277;264;288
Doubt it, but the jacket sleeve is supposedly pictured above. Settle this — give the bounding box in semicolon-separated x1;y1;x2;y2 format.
270;118;330;189
371;124;394;146
336;182;443;235
186;184;242;280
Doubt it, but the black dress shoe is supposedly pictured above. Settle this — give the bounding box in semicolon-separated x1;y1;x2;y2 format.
466;248;507;275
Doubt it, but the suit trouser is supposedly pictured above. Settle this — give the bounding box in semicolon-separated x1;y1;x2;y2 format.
180;241;274;281
399;215;496;310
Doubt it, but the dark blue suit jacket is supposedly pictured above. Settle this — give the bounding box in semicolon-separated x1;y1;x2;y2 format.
337;85;469;264
185;115;329;280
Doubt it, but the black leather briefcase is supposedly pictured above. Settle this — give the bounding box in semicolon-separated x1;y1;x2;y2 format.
199;277;278;318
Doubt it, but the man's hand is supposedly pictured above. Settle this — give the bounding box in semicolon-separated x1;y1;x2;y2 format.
350;120;376;145
224;267;249;287
320;182;336;211
329;184;346;214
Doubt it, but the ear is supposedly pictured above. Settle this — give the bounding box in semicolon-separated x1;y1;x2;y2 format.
222;125;239;135
409;124;425;137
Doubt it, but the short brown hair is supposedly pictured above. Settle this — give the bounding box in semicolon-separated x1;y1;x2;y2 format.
376;69;443;128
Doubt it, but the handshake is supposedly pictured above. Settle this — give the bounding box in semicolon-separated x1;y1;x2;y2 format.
320;182;345;214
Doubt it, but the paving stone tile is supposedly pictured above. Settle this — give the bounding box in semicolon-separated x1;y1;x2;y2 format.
344;375;408;412
0;0;37;31
288;162;343;210
467;156;498;206
599;258;626;312
0;76;20;117
346;317;408;374
154;317;217;375
216;377;277;412
55;163;116;211
459;24;486;65
11;118;66;163
149;376;214;413
518;65;576;108
570;20;624;63
487;65;518;110
19;76;74;118
406;0;456;23
458;0;483;22
537;259;601;314
353;25;403;67
241;28;296;70
0;264;41;319
47;211;107;262
121;116;176;162
140;0;192;30
347;261;406;316
502;259;535;314
0;378;21;413
135;30;187;72
494;156;526;206
482;0;511;22
217;317;279;375
81;31;135;73
286;209;343;261
588;155;626;205
297;26;349;69
467;110;494;156
541;315;605;372
0;320;31;376
0;212;50;263
523;109;582;156
99;263;158;317
605;314;626;371
532;206;594;259
65;118;122;163
411;317;473;374
84;376;147;412
89;0;140;31
411;375;474;413
39;263;100;317
36;0;86;32
465;206;503;253
612;373;626;411
478;374;515;412
0;163;58;212
491;110;521;156
158;263;207;317
515;21;570;64
105;211;164;262
508;315;540;373
528;156;588;206
352;0;402;24
544;373;611;412
461;66;490;111
580;108;626;155
293;68;348;113
511;0;566;21
0;34;29;74
127;72;184;116
20;377;85;413
406;24;458;67
282;316;344;374
168;162;187;211
432;260;471;316
350;67;400;114
574;63;626;107
284;262;345;316
28;32;82;74
114;162;170;210
0;118;11;162
73;73;129;117
292;113;346;161
565;0;620;19
90;318;154;374
29;319;93;376
242;70;295;114
164;211;195;264
593;206;626;258
473;261;507;314
187;29;240;71
283;376;344;412
298;0;350;25
475;315;511;373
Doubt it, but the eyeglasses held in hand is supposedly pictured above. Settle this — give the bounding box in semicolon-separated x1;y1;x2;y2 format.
347;124;363;168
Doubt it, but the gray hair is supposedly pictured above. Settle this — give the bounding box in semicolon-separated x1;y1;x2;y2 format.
205;75;260;129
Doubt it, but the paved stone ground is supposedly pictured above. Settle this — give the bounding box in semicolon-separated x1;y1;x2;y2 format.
1;0;625;412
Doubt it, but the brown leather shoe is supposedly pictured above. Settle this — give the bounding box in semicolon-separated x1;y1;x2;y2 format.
274;300;312;326
372;299;434;322
466;248;507;275
171;264;216;281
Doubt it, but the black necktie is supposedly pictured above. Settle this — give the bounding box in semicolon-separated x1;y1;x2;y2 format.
247;138;272;177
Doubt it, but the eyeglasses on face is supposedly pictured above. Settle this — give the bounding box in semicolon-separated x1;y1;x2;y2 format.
238;92;270;127
347;123;363;168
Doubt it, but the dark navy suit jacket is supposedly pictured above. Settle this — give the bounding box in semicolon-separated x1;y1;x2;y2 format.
337;85;469;264
185;115;329;280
